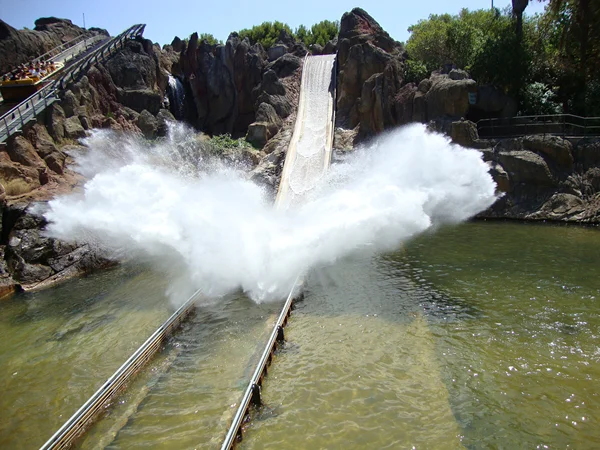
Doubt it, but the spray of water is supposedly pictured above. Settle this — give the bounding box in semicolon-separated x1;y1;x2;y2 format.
43;123;497;304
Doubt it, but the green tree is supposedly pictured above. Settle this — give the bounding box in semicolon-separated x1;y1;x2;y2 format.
238;21;293;49
406;14;454;71
535;0;600;114
198;33;222;46
308;20;339;47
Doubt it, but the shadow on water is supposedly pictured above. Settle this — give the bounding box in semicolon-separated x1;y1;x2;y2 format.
3;263;162;326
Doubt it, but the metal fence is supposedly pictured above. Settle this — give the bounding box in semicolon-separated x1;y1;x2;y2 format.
477;114;600;139
40;288;200;450
0;24;145;144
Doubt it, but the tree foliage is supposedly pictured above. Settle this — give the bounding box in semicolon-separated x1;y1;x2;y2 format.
405;4;600;115
297;20;339;47
238;21;294;49
198;33;222;46
236;20;338;49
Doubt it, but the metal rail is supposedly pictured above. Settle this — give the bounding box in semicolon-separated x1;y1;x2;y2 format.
0;24;145;144
40;288;201;450
2;33;102;80
221;278;303;449
477;114;600;139
33;34;98;66
50;34;107;67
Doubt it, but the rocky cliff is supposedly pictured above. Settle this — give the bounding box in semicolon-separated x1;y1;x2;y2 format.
450;122;600;223
0;25;176;297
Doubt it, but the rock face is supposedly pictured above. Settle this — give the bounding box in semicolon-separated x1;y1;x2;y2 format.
452;124;600;223
162;34;303;192
335;8;481;139
3;203;112;291
0;22;176;295
336;8;405;137
174;32;302;149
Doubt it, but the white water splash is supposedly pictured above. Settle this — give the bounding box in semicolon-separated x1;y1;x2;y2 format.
43;123;497;304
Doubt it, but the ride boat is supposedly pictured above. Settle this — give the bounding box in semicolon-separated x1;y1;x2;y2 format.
0;62;64;102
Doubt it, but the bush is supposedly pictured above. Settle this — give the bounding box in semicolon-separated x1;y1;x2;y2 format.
404;59;429;84
519;82;562;115
198;33;222;46
236;20;339;50
4;179;33;196
238;21;293;49
296;20;339;47
209;134;254;152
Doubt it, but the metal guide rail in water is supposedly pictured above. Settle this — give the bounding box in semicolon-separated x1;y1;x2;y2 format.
221;279;304;450
39;288;200;450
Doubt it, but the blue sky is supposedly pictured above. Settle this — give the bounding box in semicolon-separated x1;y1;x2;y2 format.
2;0;548;47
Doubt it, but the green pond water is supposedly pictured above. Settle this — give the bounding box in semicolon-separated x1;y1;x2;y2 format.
1;222;599;449
241;222;600;449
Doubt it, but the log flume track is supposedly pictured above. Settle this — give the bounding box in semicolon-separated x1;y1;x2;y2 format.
39;53;336;450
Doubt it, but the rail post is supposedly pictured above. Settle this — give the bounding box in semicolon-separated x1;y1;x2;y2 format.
276;325;285;342
17;107;24;127
250;383;262;406
3;117;8;138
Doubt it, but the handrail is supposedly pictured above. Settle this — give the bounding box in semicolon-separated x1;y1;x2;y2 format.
0;24;145;143
2;33;94;80
51;34;107;66
32;33;95;66
40;288;201;450
476;114;600;139
221;277;302;450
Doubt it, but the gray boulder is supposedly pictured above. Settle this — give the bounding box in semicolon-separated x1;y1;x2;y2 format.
268;44;287;61
425;74;476;120
156;109;176;137
6;135;45;168
246;103;283;148
523;135;573;172
63;116;86;140
136;109;158;139
117;88;162;115
496;150;555;187
265;54;301;78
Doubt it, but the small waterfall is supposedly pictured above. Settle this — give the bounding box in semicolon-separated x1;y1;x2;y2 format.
167;74;185;120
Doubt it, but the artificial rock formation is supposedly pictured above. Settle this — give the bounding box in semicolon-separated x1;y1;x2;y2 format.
336;8;405;137
0;22;175;295
174;32;303;140
457;126;600;223
334;8;479;139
